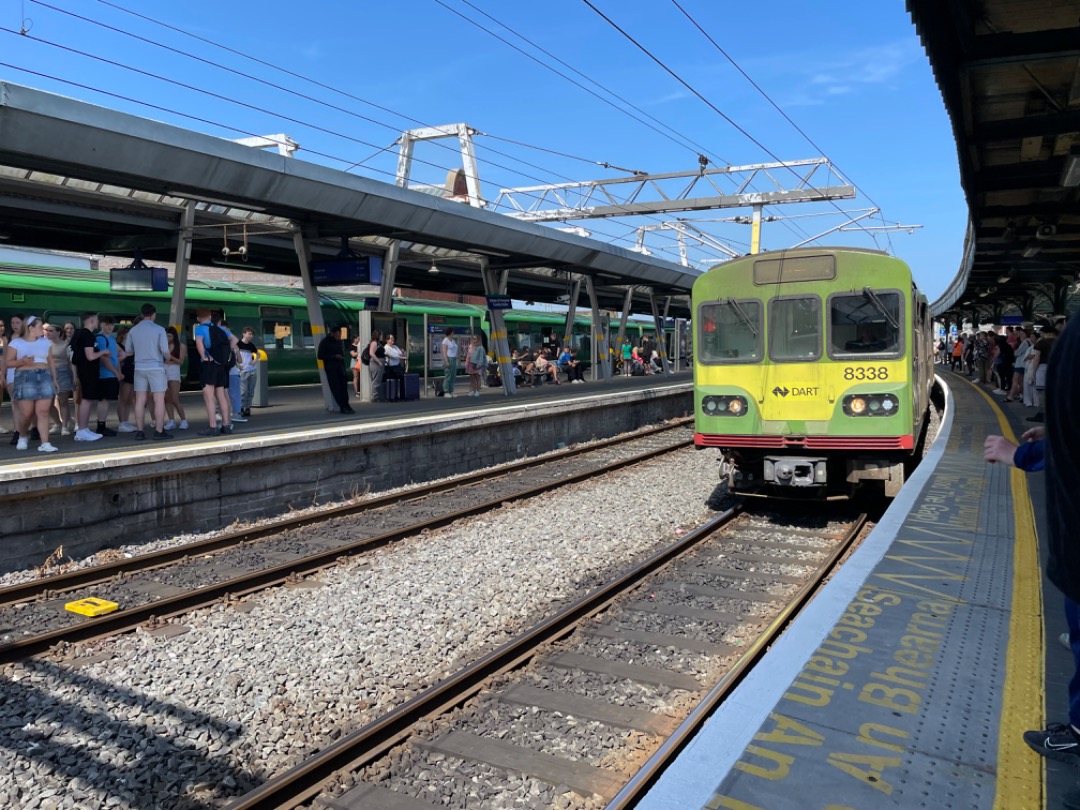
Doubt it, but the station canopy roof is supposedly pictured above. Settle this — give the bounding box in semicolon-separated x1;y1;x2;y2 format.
908;0;1080;319
0;82;698;316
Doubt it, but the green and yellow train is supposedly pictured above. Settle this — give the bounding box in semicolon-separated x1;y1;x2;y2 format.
693;246;933;498
0;249;660;386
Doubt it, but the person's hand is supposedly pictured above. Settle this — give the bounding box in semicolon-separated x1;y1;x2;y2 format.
1021;426;1045;442
984;434;1018;466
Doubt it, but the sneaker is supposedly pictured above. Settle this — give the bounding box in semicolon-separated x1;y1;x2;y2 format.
9;432;18;446
61;427;71;437
116;422;137;433
1027;413;1045;423
16;436;28;451
199;427;221;437
164;420;176;431
49;424;60;435
74;428;102;442
37;442;58;453
221;424;234;435
179;420;189;430
1023;723;1080;761
231;415;248;422
134;430;146;440
1061;632;1072;651
153;430;173;440
444;393;455;398
96;424;118;437
29;427;40;441
0;425;8;434
992;389;1007;395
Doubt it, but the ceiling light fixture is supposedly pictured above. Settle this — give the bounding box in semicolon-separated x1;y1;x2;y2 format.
428;259;439;274
1021;243;1041;259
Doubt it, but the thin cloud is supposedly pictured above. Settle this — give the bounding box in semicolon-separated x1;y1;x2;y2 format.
773;39;922;106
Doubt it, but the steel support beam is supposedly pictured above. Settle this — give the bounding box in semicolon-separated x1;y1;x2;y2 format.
292;229;334;410
585;275;611;380
168;200;195;336
479;258;516;397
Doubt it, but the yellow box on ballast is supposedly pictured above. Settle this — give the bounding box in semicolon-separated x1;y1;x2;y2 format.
64;597;119;617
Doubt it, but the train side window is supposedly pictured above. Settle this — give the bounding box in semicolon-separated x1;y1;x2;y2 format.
769;296;821;362
301;322;315;349
827;290;903;359
697;299;762;364
264;320;293;350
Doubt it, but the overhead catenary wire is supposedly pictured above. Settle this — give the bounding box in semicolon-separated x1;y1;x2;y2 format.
579;0;897;251
26;0;733;263
668;0;897;254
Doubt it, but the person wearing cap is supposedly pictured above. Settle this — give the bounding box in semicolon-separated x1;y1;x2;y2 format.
317;325;354;414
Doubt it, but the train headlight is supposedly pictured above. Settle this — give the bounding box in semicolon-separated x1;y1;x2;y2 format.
701;395;748;416
843;394;899;416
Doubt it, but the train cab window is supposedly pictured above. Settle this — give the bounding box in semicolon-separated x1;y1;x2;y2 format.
768;296;821;361
697;299;762;364
263;320;293;350
828;290;903;359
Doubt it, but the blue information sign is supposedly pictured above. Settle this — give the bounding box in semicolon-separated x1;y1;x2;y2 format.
312;255;383;285
486;295;512;310
110;267;168;292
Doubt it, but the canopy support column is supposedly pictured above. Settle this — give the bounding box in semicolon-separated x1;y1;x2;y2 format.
292;228;334;410
561;275;582;358
378;240;400;312
649;289;671;376
585;275;611;380
168;200;195;336
479;258;516;397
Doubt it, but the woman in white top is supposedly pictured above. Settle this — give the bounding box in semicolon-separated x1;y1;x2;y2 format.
383;334;406;377
163;326;188;430
4;315;59;452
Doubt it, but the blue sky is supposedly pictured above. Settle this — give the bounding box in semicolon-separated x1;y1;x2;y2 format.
2;0;966;300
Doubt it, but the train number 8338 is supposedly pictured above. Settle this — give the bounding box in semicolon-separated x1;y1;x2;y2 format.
843;366;889;381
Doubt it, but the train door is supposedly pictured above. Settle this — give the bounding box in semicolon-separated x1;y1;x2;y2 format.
357;310;407;401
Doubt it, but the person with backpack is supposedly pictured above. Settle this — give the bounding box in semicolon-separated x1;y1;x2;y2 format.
193;308;237;436
317;324;354;414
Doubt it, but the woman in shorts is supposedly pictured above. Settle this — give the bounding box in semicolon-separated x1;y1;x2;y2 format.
3;314;25;441
5;315;59;452
163;326;188;430
45;322;75;434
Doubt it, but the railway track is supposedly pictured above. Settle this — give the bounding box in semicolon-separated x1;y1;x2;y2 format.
223;508;868;810
0;422;693;665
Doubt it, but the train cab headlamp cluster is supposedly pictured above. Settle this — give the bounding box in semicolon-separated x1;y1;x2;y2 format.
701;395;749;416
843;393;899;417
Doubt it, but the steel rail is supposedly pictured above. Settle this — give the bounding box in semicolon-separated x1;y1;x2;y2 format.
605;512;869;809
0;419;691;608
222;506;743;810
0;434;692;665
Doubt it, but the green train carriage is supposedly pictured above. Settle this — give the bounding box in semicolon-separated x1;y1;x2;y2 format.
693;247;933;497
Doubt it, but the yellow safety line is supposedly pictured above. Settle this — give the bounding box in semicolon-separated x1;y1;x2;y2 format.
965;379;1045;809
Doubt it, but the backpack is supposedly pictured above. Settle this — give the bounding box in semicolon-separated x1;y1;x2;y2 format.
360;345;371;366
207;324;235;368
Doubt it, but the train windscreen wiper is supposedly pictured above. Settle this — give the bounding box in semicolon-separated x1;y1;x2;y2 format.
862;288;899;330
727;298;758;336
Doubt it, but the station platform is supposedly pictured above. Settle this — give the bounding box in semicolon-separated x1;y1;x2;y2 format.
638;370;1075;810
0;371;688;469
0;372;692;574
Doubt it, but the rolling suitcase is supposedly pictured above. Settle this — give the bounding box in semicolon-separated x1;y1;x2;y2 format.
404;373;421;400
384;378;400;402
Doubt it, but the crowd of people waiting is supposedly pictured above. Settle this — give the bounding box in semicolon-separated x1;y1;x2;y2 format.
938;321;1063;424
0;307;260;451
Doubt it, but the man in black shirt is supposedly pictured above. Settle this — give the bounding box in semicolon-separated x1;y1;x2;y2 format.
70;311;106;442
317;325;354;414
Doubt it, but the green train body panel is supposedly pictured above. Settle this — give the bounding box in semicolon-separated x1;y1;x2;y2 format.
692;247;932;455
0;255;660;385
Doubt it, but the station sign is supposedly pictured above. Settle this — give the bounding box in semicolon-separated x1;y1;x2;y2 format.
486;295;512;310
1000;315;1023;325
